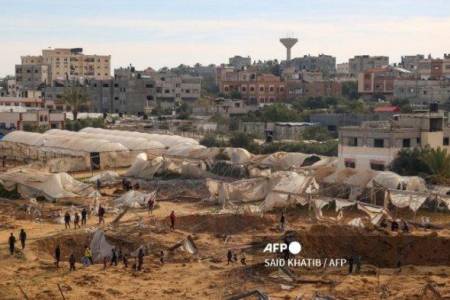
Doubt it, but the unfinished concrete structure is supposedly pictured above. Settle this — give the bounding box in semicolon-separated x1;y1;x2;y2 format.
339;108;450;171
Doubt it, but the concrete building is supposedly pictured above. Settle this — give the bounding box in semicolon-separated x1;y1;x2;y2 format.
417;54;450;80
43;67;201;114
229;56;251;69
286;80;342;100
0;109;65;130
240;121;318;140
0;96;45;110
217;68;286;104
400;55;425;72
288;54;336;76
393;79;450;104
15;64;49;90
21;48;111;81
336;62;349;75
209;98;258;117
358;66;412;99
310;112;394;132
338;108;450;171
349;55;389;77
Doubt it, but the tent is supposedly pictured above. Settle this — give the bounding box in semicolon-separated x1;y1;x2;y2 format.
114;190;155;208
0;168;95;201
90;229;114;263
367;171;427;192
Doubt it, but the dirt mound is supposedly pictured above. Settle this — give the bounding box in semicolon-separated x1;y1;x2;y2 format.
176;214;274;235
293;225;450;268
35;232;142;261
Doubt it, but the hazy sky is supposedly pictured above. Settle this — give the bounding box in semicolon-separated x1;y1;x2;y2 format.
1;0;450;76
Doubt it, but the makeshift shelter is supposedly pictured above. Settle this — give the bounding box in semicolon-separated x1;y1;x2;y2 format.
80;127;199;148
256;152;321;171
367;171;427;192
125;153;209;179
0;168;95;201
90;229;114;263
114;190;155;208
87;171;121;186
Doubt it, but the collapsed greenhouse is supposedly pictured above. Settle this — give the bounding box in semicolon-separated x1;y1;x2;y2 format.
0;128;198;172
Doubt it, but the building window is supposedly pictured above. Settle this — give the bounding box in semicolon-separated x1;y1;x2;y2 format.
344;160;356;168
444;137;449;146
402;138;411;148
347;137;358;147
145;84;154;88
374;139;384;148
417;137;421;145
370;162;385;171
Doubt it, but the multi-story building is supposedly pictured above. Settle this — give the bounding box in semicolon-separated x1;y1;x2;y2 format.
229;55;252;70
417;54;450;80
358;66;412;99
393;79;450;104
15;64;49;90
288;54;336;76
21;48;111;81
0;109;65;130
217;68;286;104
43;67;201;114
0;96;44;109
400;55;425;72
240;121;318;140
336;62;349;75
338;107;449;171
349;55;389;77
286;80;342;100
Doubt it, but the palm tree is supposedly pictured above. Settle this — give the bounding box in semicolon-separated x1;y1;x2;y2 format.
421;147;450;184
61;84;89;120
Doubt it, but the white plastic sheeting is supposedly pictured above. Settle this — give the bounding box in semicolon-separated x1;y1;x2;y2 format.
87;171;120;186
258;152;315;171
114;190;155;208
223;147;252;164
348;217;365;228
367;171;427;192
3;130;128;153
46;129;166;152
335;198;357;212
209;171;319;211
0;168;95;201
388;190;428;212
80;127;199;148
125;153;208;179
90;229;114;263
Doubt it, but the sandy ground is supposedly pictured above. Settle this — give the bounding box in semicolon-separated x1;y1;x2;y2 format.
0;186;450;300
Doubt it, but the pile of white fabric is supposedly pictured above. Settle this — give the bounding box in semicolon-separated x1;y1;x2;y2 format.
0;167;95;201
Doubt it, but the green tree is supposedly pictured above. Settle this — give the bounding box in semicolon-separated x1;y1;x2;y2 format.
229;132;258;153
61;85;89;120
421;147;450;184
390;148;430;176
300;126;333;141
341;81;358;100
176;102;192;119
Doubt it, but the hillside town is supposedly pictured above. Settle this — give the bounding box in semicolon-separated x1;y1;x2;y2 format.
1;2;450;300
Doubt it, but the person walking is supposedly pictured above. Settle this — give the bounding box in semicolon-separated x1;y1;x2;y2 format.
81;208;87;226
98;205;105;225
69;253;76;271
19;229;27;250
8;233;16;255
169;210;176;230
147;197;155;215
280;212;286;232
227;250;233;265
74;213;81;229
110;248;118;266
123;253;128;268
55;245;61;268
64;211;71;229
84;245;93;265
137;248;144;271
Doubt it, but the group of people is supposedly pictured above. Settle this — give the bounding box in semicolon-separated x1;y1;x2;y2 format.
380;218;410;233
8;229;27;255
122;178;139;191
63;208;88;229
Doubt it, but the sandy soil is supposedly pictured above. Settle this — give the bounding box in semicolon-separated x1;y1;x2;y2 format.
0;186;449;300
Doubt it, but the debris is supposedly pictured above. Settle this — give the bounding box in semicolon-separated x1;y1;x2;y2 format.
226;289;269;300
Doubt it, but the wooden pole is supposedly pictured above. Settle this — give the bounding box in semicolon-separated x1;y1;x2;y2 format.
57;283;66;300
17;285;30;300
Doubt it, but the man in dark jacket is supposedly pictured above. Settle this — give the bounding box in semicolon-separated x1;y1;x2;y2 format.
8;233;16;255
55;245;61;268
81;208;87;226
98;205;105;225
64;212;71;229
69;253;76;271
19;229;27;250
